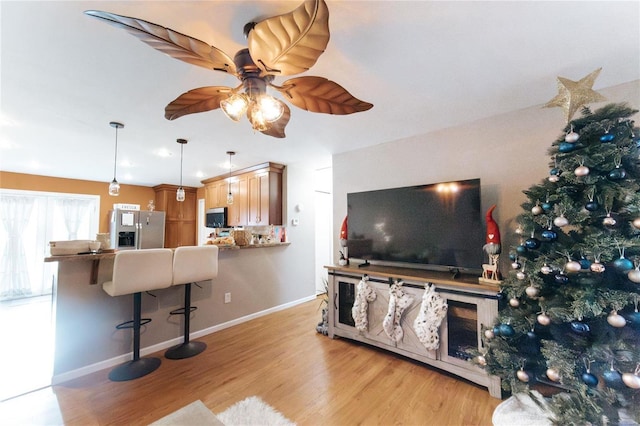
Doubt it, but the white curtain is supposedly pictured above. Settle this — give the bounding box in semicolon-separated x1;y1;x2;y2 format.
59;199;93;239
0;196;35;299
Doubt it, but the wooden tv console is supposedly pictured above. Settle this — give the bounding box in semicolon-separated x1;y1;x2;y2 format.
325;264;502;398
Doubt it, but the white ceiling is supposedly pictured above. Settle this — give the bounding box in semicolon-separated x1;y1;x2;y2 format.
1;1;639;188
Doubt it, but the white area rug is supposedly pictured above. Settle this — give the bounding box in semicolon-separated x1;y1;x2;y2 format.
217;396;295;426
149;396;295;426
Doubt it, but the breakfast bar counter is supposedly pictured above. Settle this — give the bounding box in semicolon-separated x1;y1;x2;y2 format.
45;241;304;384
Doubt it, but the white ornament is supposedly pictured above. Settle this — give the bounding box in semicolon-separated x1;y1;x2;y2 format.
591;261;606;273
622;373;640;389
607;311;626;328
565;260;582;272
509;298;520;308
525;286;539;297
517;369;530;382
565;131;580;143
628;268;640;283
516;271;526;280
546;368;561;382
531;205;543;215
537;313;551;326
603;215;617;226
554;216;569;227
574;165;590;176
484;329;495;339
476;355;487;366
511;261;521;269
633;217;640;229
548;175;560;183
515;225;525;235
541;264;553;274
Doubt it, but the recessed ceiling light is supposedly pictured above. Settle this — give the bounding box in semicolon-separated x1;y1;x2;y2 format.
156;148;172;157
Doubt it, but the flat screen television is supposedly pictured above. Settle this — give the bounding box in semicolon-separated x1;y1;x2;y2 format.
346;178;484;274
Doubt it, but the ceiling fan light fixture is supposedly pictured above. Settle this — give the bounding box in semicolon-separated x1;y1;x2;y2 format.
257;95;285;122
221;93;249;122
247;103;271;132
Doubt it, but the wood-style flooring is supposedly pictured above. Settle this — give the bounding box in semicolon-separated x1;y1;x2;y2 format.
0;298;501;425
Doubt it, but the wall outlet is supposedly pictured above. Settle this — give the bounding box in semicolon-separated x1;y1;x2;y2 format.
224;292;231;304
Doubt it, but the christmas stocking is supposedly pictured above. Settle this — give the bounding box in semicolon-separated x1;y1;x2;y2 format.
351;276;377;332
413;283;448;350
382;280;414;343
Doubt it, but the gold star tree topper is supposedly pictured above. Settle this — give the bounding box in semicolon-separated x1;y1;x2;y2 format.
544;68;607;123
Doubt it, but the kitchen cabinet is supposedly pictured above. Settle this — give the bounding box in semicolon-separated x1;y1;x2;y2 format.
202;162;284;226
326;264;501;398
153;184;197;248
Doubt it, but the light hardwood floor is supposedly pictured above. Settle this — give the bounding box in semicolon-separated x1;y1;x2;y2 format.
0;298;501;425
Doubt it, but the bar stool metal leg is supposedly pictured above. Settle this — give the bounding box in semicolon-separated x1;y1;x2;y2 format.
165;283;206;359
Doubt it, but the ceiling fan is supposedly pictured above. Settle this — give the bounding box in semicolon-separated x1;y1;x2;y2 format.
85;0;373;138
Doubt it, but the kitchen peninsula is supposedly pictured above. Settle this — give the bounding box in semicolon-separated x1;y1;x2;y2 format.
45;239;297;384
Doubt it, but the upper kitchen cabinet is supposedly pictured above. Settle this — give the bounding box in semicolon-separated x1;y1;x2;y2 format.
153;184;197;247
203;162;284;226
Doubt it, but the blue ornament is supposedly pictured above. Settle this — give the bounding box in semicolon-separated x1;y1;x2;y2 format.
600;133;615;142
570;321;590;335
526;330;537;340
499;324;515;337
549;167;561;176
525;237;541;250
603;368;624;389
516;245;528;255
613;257;634;272
558;142;575;153
541;229;557;241
541;202;552;211
555;273;569;284
608;167;627;180
579;257;592;270
624;311;640;330
585;201;599;211
509;253;517;261
582;372;598;387
493;325;501;336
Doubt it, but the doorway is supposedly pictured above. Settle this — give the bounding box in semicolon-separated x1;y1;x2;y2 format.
0;190;99;401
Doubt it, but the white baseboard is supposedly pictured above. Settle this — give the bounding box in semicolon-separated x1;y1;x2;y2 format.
51;295;316;385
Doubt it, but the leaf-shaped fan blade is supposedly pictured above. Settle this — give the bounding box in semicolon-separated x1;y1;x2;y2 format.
247;0;329;76
84;10;237;75
260;104;291;138
165;86;234;120
275;77;373;115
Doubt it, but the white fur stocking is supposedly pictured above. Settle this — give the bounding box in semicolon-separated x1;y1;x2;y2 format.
351;276;377;332
382;280;414;343
413;284;448;350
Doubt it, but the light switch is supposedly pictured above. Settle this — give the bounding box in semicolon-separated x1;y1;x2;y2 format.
292;218;299;226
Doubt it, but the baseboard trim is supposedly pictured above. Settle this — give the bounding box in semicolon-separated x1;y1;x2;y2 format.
51;294;316;385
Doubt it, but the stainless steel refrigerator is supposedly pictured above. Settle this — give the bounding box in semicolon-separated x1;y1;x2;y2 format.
109;209;166;250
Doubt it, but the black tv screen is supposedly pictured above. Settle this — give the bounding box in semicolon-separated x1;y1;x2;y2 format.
346;179;484;273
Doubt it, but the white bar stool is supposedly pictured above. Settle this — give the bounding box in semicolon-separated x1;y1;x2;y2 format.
165;245;219;359
102;248;173;381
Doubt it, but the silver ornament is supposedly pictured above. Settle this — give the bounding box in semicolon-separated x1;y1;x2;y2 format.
511;261;521;269
484;329;495;339
574;165;590;176
476;355;487;366
537;313;551;326
607;311;626;328
590;261;606;273
628;268;640;283
525;286;539;297
532;205;543;215
541;265;553;274
554;216;569;227
509;298;520;307
548;175;560;183
516;271;526;280
603;215;617;226
633;217;640;229
622;373;640;389
517;369;530;382
546;368;561;382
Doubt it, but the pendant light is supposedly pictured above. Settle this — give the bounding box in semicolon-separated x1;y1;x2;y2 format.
226;151;235;205
108;121;124;196
176;138;187;202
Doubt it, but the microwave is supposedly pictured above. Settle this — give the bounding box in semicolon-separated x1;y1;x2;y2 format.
206;207;228;228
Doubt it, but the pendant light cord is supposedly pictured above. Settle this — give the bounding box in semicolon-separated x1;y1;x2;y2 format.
113;126;119;180
179;142;184;187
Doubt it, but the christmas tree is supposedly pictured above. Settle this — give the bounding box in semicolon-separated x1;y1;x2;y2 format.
482;102;640;425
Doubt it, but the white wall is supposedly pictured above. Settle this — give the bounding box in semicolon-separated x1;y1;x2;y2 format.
332;81;639;273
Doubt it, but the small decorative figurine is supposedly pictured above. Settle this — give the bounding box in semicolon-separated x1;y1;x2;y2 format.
480;205;502;284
